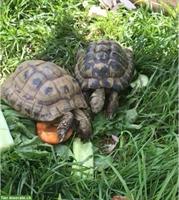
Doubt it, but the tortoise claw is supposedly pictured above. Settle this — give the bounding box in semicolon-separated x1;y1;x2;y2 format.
57;112;74;142
56;127;73;143
56;128;66;142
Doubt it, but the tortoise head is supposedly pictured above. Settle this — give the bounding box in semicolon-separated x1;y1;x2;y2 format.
124;47;133;61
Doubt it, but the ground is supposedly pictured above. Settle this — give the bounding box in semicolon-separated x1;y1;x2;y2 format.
0;0;177;200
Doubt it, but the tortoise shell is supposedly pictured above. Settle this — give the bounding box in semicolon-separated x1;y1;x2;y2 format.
1;60;87;121
75;40;134;92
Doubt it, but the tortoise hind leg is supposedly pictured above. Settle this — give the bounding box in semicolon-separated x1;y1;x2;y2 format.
57;112;74;142
106;91;119;119
73;109;92;140
90;88;105;113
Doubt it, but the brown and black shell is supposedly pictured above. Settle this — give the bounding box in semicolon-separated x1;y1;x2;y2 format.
1;60;87;121
75;40;134;92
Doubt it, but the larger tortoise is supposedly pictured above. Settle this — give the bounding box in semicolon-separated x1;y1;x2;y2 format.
75;40;134;118
1;60;92;142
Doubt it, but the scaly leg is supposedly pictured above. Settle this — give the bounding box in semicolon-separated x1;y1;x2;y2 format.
74;109;92;140
57;112;74;142
90;88;105;113
106;91;119;119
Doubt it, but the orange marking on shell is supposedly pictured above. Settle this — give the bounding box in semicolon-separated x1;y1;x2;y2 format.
36;122;73;144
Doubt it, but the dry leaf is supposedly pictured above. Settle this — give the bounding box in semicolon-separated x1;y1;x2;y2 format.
101;134;119;153
112;195;128;200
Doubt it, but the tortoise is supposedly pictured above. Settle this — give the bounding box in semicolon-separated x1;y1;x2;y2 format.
1;60;92;143
75;40;134;118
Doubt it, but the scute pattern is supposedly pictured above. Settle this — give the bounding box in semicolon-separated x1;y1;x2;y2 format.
75;40;133;92
1;60;87;121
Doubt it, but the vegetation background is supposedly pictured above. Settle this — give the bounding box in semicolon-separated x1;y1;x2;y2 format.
0;0;177;199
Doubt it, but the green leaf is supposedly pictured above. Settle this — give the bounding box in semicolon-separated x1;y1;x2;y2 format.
72;138;94;179
125;108;138;123
54;144;73;159
126;123;142;130
18;136;41;147
130;74;149;88
16;149;49;160
95;155;113;172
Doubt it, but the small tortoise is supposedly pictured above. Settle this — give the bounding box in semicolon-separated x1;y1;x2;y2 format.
1;60;92;143
75;40;134;118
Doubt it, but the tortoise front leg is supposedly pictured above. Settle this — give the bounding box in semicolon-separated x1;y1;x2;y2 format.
57;112;74;142
74;109;92;140
106;91;119;119
90;88;105;113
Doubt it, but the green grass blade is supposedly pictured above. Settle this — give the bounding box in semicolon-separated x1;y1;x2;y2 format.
155;166;177;200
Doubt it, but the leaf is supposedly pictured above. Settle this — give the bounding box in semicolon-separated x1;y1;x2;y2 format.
130;74;149;88
15;136;51;159
54;144;73;159
101;135;119;154
57;193;62;200
16;149;49;159
95;155;113;172
126;123;142;129
19;136;41;147
125;108;138;123
112;195;128;200
72;138;94;179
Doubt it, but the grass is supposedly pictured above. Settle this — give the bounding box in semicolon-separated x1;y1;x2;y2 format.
0;0;178;199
